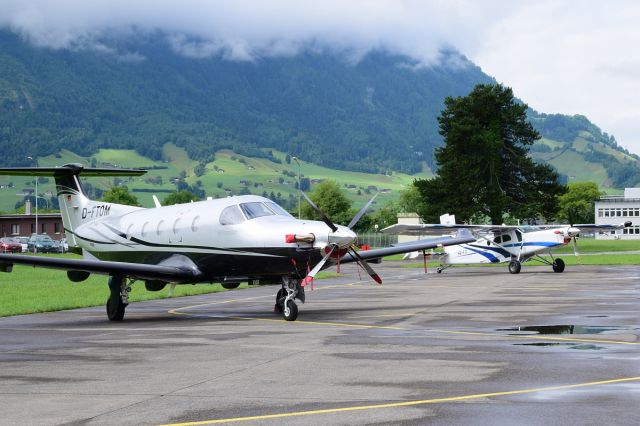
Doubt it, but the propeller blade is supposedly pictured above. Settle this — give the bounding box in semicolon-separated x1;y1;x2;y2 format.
347;192;379;229
349;246;382;284
301;191;338;232
302;245;336;287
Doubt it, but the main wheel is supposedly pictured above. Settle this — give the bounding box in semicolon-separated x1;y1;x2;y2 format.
283;300;298;321
106;296;126;321
552;258;565;273
508;260;521;274
437;266;443;274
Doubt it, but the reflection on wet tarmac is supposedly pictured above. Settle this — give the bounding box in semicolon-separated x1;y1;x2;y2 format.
514;342;605;350
498;325;639;335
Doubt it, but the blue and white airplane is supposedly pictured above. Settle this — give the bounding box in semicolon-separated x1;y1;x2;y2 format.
383;214;631;274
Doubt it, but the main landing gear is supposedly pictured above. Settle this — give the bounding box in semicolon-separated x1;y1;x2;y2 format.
274;277;305;321
106;274;130;321
508;259;522;274
511;256;566;274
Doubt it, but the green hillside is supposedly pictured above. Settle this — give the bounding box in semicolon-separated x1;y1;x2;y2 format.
0;145;427;212
1;29;639;190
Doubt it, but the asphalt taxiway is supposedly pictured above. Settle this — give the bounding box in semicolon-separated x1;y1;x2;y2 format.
1;262;639;425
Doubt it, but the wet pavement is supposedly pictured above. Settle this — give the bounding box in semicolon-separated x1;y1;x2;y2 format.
0;262;639;425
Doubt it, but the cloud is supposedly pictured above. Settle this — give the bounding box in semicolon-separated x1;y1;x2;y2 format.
0;0;513;64
2;1;640;155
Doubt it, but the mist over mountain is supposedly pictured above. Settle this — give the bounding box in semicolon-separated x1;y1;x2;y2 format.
1;29;638;186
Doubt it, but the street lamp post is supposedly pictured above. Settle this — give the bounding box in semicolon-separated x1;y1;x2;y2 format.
292;156;301;219
27;157;39;239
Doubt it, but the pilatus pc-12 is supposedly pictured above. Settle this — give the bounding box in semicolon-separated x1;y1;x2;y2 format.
0;164;473;321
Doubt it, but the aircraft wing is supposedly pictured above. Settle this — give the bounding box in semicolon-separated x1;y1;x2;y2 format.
0;254;201;283
381;223;518;236
339;235;475;263
539;221;632;231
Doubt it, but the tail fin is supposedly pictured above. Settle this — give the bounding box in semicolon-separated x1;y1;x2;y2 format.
0;163;146;246
440;213;456;225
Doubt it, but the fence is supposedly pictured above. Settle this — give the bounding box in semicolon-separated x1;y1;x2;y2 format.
355;232;398;248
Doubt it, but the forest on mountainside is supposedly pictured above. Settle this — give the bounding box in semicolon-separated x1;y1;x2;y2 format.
1;30;639;186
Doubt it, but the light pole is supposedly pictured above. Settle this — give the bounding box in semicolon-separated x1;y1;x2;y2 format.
27;156;39;238
292;156;301;219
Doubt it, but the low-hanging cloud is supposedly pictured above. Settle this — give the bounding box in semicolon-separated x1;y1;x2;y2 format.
0;0;513;64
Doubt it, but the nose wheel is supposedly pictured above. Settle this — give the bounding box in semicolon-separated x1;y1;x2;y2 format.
275;277;304;321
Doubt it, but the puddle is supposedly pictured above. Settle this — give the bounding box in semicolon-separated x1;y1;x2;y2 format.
514;343;605;350
497;325;638;335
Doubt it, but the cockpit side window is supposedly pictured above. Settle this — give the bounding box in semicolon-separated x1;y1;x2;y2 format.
220;205;245;225
501;234;512;243
240;202;275;220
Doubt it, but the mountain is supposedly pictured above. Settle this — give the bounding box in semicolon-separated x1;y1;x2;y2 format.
1;29;639;187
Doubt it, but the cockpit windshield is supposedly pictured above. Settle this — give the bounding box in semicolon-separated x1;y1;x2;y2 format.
239;202;292;220
240;202;274;219
265;202;293;217
221;201;294;225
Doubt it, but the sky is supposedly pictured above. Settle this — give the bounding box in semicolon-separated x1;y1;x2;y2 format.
2;0;640;155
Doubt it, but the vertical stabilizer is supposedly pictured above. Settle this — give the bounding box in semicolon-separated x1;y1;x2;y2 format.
440;213;456;225
0;163;146;247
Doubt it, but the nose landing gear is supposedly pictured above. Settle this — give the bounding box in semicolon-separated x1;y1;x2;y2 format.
274;276;304;321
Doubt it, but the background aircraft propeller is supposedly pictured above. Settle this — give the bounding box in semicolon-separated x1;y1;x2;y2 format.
567;207;580;257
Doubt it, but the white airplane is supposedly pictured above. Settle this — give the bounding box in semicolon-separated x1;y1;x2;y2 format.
0;164;474;322
383;214;631;274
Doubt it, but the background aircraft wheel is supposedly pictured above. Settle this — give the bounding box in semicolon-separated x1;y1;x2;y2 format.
552;258;565;273
437;267;443;274
508;260;521;274
283;300;298;321
106;296;126;321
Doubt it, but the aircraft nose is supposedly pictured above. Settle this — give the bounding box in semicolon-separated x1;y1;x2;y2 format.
328;226;357;248
567;227;580;237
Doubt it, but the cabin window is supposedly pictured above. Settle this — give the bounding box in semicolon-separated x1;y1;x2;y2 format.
494;236;502;244
515;230;522;242
173;218;181;234
141;222;148;238
191;216;199;232
220;205;245;225
126;224;134;240
156;220;165;236
240;202;275;220
502;234;512;243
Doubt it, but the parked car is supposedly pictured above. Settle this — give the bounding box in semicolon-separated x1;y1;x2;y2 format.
27;234;57;253
0;237;23;253
15;236;29;253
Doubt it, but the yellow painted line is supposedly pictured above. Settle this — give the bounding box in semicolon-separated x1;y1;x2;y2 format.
158;376;640;426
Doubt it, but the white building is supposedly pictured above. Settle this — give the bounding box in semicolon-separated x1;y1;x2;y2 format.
594;188;640;239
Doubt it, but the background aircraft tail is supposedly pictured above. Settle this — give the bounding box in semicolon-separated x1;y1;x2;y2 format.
0;164;146;247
